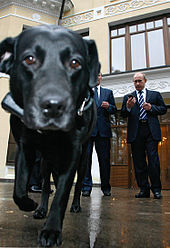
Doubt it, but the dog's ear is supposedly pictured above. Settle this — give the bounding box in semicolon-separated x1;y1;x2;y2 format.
84;39;100;88
0;37;15;75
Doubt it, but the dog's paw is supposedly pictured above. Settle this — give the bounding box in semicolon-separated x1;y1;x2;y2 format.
70;204;82;213
38;230;62;247
33;208;47;219
13;195;38;212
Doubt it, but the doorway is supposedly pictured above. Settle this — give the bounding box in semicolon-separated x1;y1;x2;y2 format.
110;108;170;189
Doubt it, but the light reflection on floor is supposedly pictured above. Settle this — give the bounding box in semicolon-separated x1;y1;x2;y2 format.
88;190;102;248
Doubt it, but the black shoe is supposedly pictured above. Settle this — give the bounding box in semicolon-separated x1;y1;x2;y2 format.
103;190;111;196
154;192;162;199
29;185;42;193
82;191;91;197
135;191;150;198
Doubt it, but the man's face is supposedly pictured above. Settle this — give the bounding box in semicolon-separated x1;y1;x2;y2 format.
133;73;146;91
97;72;102;85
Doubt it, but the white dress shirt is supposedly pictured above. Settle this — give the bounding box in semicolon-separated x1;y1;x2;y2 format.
94;85;101;98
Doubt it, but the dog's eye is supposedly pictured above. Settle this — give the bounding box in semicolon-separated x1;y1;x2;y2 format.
24;56;36;65
70;59;81;70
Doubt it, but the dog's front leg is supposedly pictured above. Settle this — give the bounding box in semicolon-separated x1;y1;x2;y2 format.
33;159;52;219
13;145;38;211
38;160;78;247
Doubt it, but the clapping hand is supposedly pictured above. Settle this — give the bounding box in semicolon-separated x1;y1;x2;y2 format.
101;101;109;109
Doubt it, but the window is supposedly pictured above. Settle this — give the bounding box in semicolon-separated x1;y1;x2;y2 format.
78;31;89;41
131;33;146;70
81;32;89;40
110;112;128;166
110;15;170;73
77;31;89;39
111;37;125;73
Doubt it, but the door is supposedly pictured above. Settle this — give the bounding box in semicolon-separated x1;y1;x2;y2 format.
158;109;170;189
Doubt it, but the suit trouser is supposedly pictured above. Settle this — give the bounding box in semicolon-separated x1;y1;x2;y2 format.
131;122;162;193
82;135;111;192
29;151;42;187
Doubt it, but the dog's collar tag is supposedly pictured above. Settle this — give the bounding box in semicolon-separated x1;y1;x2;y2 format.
77;98;88;116
77;92;93;117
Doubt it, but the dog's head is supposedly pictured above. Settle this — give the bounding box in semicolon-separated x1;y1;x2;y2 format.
0;25;99;131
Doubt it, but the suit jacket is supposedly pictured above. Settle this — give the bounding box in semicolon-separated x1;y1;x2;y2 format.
121;89;167;143
92;87;117;138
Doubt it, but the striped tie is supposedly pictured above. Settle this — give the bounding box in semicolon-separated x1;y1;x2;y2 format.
139;91;147;120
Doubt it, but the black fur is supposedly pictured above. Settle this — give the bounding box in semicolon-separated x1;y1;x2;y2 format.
0;25;99;247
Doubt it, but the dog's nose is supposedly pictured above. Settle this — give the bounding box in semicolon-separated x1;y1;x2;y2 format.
41;99;66;118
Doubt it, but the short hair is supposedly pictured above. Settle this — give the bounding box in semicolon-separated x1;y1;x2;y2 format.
134;72;146;80
143;73;146;80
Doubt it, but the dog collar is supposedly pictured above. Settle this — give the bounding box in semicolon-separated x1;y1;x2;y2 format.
77;92;94;117
2;92;94;133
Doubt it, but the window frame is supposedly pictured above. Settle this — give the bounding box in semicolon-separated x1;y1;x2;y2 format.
110;14;170;74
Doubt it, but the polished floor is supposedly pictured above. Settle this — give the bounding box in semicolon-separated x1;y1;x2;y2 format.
0;182;170;248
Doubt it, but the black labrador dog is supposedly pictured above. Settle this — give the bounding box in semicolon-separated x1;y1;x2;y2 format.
0;25;99;247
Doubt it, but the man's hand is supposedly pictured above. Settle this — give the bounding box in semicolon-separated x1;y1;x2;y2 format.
101;101;109;109
142;102;152;111
126;97;136;109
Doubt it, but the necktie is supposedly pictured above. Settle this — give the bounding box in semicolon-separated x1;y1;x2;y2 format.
94;86;99;105
139;91;147;119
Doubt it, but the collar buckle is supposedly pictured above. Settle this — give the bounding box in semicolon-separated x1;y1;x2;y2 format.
77;92;93;116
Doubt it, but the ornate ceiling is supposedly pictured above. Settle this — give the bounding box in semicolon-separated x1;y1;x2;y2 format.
0;0;74;16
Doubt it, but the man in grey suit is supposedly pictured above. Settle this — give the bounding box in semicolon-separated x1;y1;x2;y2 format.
82;72;117;196
121;72;167;199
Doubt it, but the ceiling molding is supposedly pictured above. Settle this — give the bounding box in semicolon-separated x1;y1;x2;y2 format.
0;0;74;17
102;67;170;100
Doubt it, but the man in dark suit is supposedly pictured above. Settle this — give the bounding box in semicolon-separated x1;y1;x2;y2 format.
28;151;42;193
121;72;167;199
82;72;117;197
